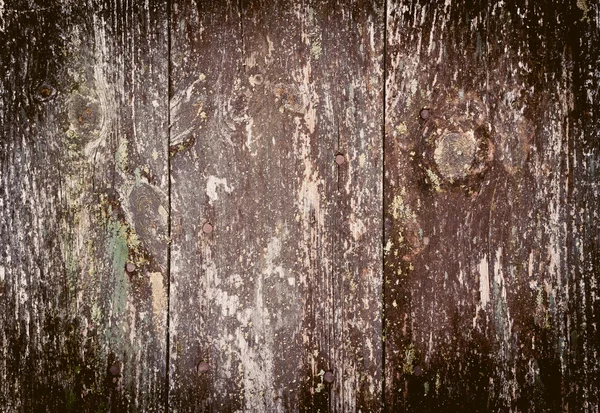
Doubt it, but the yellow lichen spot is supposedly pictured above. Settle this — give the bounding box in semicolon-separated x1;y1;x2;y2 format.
152;149;159;160
403;344;416;374
390;194;415;222
311;39;322;59
577;0;589;21
384;239;393;254
199;73;206;81
359;153;366;167
396;122;408;135
425;168;442;191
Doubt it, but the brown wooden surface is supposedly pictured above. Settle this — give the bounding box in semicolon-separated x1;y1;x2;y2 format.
0;0;169;411
168;1;383;411
384;0;600;411
0;0;598;412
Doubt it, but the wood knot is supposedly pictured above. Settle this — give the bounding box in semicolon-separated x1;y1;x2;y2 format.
417;92;494;190
34;81;57;102
434;130;478;181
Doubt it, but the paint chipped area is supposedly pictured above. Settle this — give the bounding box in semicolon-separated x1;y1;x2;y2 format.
493;88;535;173
149;272;167;324
206;176;234;204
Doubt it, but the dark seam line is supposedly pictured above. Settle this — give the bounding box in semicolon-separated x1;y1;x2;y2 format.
381;0;389;410
165;0;172;410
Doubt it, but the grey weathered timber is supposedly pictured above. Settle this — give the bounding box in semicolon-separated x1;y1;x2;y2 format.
384;0;600;411
168;0;383;411
0;1;169;411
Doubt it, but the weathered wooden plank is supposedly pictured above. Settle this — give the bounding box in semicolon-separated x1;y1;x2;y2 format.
384;0;600;411
168;1;384;411
0;1;169;411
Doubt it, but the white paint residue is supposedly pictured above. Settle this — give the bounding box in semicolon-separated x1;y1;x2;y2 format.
206;176;233;204
359;153;366;167
243;116;258;156
479;255;490;307
301;63;317;134
494;248;506;299
149;272;166;323
264;236;285;279
0;0;5;32
349;212;366;242
214;287;239;317
236;257;281;411
0;265;4;282
296;122;323;234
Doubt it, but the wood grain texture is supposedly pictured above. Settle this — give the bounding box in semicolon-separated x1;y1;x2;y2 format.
168;1;383;411
384;0;600;411
1;0;599;412
0;1;169;411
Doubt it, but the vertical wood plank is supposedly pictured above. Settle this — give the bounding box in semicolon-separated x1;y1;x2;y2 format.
0;1;169;411
384;0;600;411
168;1;384;411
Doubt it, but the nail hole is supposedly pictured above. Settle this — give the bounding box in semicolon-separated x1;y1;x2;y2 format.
197;361;210;374
202;222;213;234
323;370;334;383
109;361;121;377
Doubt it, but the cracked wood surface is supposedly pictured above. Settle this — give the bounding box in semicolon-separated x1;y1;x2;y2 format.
0;0;599;412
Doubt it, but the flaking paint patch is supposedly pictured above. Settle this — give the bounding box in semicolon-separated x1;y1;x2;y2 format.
576;0;590;21
294;61;318;134
206;176;233;204
264;236;285;279
479;255;490;307
349;212;366;241
297;157;323;228
149;272;166;323
0;0;4;32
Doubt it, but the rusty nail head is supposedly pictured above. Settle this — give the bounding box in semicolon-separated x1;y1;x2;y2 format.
323;370;334;383
420;108;430;120
414;366;423;376
126;262;136;273
197;361;210;374
335;154;346;165
202;222;213;234
109;362;120;376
